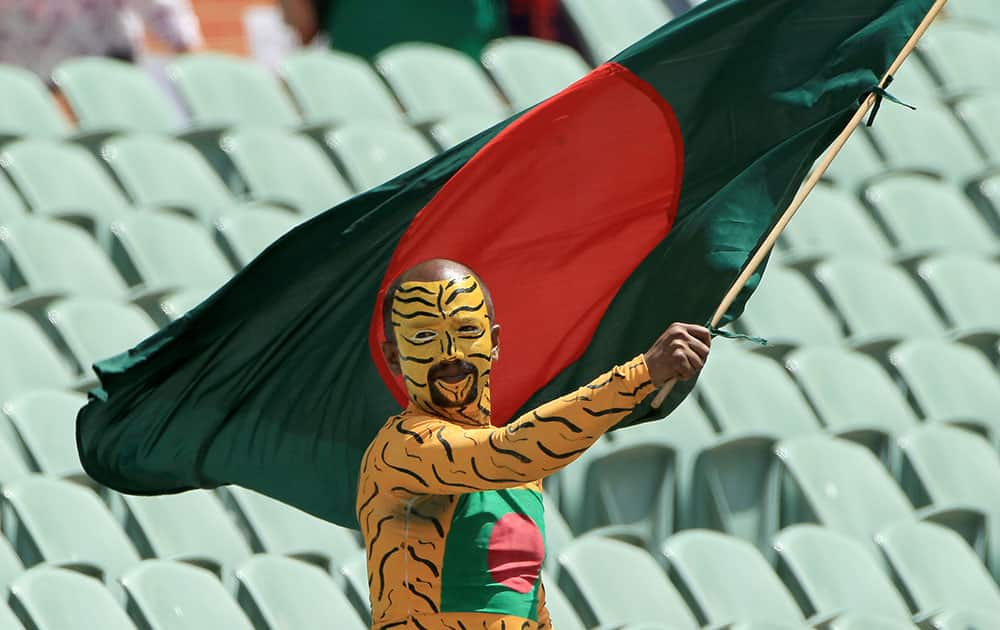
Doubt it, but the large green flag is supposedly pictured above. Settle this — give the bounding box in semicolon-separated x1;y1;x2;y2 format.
77;0;934;528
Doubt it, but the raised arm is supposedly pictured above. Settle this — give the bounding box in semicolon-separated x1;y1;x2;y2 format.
374;323;710;495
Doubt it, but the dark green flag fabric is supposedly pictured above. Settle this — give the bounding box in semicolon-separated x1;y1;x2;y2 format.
77;0;934;528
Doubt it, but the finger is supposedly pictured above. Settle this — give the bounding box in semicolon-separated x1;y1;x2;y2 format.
684;347;705;372
682;335;711;361
672;349;695;380
685;324;712;346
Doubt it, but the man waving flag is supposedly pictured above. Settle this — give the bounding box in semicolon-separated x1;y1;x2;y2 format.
78;0;936;539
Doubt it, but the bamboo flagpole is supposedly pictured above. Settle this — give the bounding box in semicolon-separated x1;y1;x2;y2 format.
651;0;949;409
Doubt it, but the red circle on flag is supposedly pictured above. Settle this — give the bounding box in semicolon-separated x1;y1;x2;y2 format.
486;513;545;594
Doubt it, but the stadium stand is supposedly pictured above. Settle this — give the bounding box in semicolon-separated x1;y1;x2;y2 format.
0;2;998;626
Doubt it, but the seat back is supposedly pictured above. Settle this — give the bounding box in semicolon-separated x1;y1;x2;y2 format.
2;389;87;477
215;206;299;267
53;57;181;134
898;424;1000;512
663;529;805;625
482;37;591;110
0;64;70;139
121;560;254;629
326;123;436;190
739;266;844;346
46;298;157;372
920;22;1000;96
0;311;76;401
918;254;1000;331
282;50;404;125
822;132;885;191
867;102;983;181
891;339;1000;423
0;170;27;224
956;92;1000;160
561;0;673;63
783;184;892;260
8;567;135;630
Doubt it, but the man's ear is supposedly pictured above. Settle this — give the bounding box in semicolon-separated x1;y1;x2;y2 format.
381;340;402;375
490;324;501;360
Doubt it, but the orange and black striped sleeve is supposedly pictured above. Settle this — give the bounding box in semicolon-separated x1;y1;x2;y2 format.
376;355;654;495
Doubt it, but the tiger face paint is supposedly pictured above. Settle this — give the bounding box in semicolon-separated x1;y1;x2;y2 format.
390;275;494;416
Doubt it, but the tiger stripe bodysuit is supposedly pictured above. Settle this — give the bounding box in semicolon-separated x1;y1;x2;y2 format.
357;274;655;629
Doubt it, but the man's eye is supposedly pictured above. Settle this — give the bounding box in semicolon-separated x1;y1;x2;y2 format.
412;331;437;340
458;325;482;334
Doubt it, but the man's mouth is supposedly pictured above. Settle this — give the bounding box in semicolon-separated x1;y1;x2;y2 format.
429;360;476;383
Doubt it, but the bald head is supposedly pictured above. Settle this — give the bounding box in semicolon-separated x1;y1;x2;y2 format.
382;259;494;342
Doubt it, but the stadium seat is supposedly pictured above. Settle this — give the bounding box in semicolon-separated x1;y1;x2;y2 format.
1;389;86;478
374;43;510;125
326;123;438;190
773;524;914;625
2;476;140;579
0;64;71;142
542;493;574;570
917;254;1000;354
46;298;157;374
221;128;354;215
0;602;21;630
234;555;366;629
738;265;844;349
821;131;885;193
0;310;77;402
120;560;254;630
281;50;406;126
877;521;1000;626
0;435;30;485
864;174;998;258
428;113;501;150
919;21;1000;97
215;206;300;268
884;56;941;103
8;567;134;630
103;134;239;223
0;218;131;303
969;170;1000;230
338;551;371;624
955;91;1000;162
556;536;698;628
109;211;234;293
781;183;893;263
0;139;131;237
223;487;361;570
168;52;300;128
159;287;214;322
561;0;673;64
785;346;919;454
776;435;915;555
540;573;587;630
482;37;591;111
0;534;24;593
112;491;252;575
890;338;1000;440
946;0;1000;30
865;102;985;183
558;426;675;547
813;257;945;351
53;57;182;135
662;529;809;627
0;171;27;224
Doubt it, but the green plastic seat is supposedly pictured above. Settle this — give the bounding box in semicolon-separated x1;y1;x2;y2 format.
281;50;405;126
890;338;1000;439
969;170;1000;229
0;535;24;593
2;389;87;478
112;490;252;575
0;171;27;224
325;123;437;190
541;493;574;570
222;128;354;215
946;0;1000;30
374;43;510;125
919;21;1000;96
159;287;215;322
2;475;141;579
561;0;673;63
773;525;913;624
482;37;591;111
777;435;930;560
0;64;71;141
223;486;361;570
234;555;366;629
956;91;1000;162
540;573;587;630
663;529;807;627
739;266;844;349
556;536;698;628
822;131;886;193
785;346;919;447
53;57;182;134
9;567;134;630
169;52;301;128
0;433;30;485
918;254;1000;351
0;310;76;402
0;217;130;301
827;614;917;630
864;174;998;258
110;211;234;293
428;113;500;150
782;184;892;262
121;560;254;630
866;102;985;183
103;134;239;223
46;298;157;374
876;522;1000;624
338;551;371;624
813;257;945;347
0;139;130;235
884;57;941;103
215;206;300;268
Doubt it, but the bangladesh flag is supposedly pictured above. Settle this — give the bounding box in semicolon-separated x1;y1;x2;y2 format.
77;0;935;529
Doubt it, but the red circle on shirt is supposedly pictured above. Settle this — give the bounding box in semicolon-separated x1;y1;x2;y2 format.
486;513;545;593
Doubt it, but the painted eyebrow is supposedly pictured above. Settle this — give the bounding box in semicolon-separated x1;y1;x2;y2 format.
391;308;441;320
448;299;486;317
444;279;479;305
